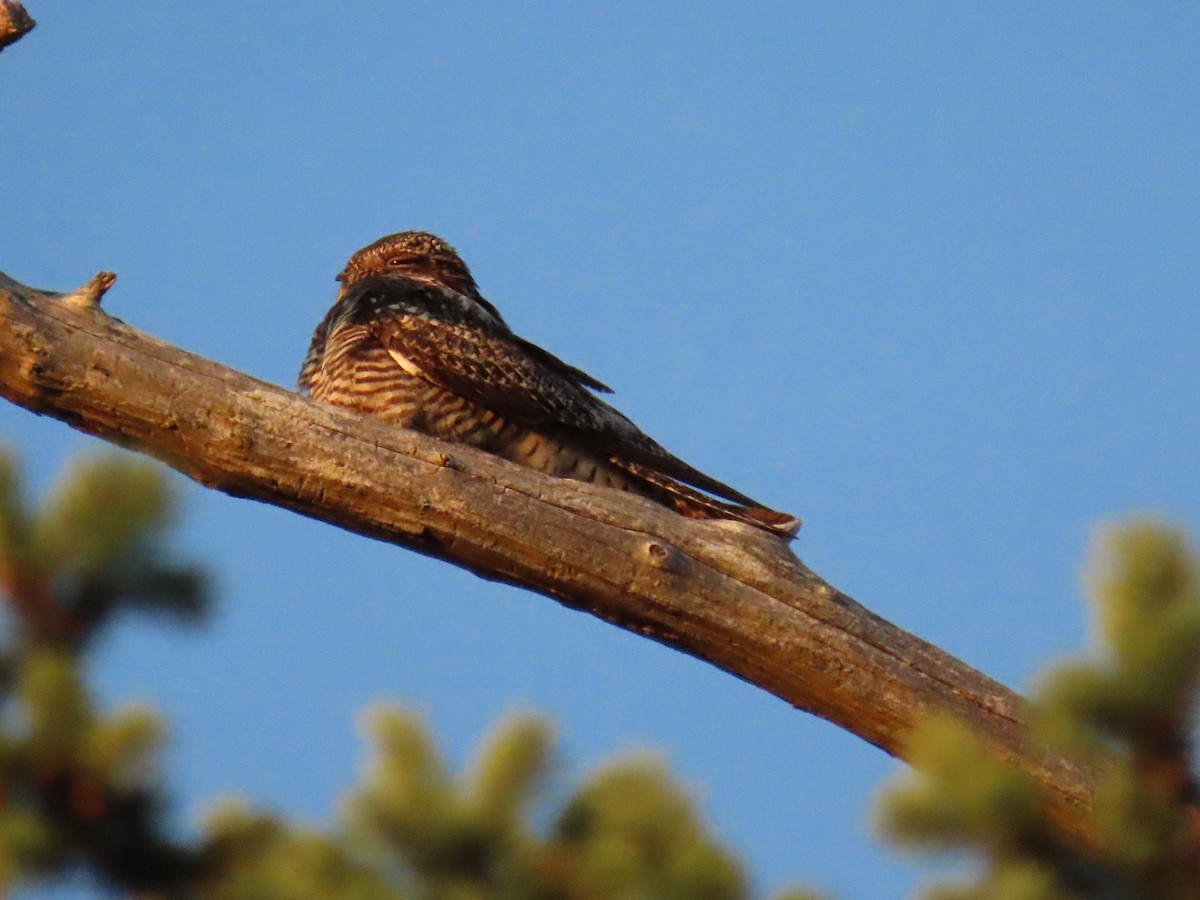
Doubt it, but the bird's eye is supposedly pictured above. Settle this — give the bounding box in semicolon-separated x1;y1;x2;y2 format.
388;256;407;266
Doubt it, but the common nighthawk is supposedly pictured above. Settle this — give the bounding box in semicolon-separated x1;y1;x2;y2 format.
298;232;799;538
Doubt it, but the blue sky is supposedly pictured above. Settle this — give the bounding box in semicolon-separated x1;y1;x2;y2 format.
2;3;1198;896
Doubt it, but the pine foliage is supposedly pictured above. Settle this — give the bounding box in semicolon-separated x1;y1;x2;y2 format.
877;522;1200;898
0;449;207;890
0;450;812;898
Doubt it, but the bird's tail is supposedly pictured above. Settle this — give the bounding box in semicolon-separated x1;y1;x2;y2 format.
608;458;800;539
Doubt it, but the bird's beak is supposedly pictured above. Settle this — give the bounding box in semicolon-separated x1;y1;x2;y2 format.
335;270;347;282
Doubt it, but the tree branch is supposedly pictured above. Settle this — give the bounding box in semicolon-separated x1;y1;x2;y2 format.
0;0;35;51
0;271;1100;848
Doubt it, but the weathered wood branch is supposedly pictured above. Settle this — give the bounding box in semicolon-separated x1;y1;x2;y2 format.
0;0;35;51
0;271;1099;846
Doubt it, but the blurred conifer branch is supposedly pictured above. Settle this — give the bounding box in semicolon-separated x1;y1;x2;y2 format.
201;707;820;899
0;450;207;890
877;522;1200;898
0;452;817;896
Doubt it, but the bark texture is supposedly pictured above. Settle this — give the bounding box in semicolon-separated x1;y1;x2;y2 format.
0;271;1099;847
0;0;35;50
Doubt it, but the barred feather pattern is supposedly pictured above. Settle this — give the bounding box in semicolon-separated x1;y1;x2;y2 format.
301;317;640;491
299;231;801;538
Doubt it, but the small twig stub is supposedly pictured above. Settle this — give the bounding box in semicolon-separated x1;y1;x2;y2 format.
59;271;117;310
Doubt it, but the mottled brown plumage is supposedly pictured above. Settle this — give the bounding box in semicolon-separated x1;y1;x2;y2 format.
299;231;800;538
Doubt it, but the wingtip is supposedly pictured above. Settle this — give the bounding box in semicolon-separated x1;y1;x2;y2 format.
742;507;802;539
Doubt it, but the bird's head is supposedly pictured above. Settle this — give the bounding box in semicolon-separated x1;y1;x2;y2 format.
337;231;480;297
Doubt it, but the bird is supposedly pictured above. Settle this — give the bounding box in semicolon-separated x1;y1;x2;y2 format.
298;231;800;538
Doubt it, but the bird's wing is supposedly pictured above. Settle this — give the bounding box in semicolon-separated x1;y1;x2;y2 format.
514;336;614;394
372;312;606;429
370;306;764;508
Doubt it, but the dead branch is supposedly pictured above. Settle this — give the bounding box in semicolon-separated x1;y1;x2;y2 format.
0;0;35;51
0;271;1100;849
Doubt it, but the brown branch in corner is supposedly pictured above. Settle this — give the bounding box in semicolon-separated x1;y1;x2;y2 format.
0;270;1103;852
0;0;35;51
